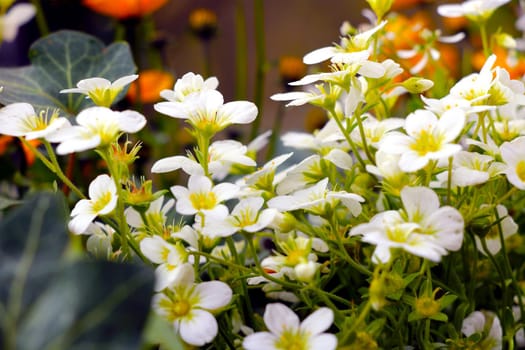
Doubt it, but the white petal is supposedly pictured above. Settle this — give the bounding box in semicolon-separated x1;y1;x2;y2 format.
308;334;338;350
154;101;191;119
300;307;334;335
68;213;96;234
112;74;138;88
151;156;203;175
243;332;278;350
117;110;146;133
218;101;258;125
194;281;232;310
303;47;337;64
179;310;218;346
401;186;439;219
3;4;36;42
264;303;300;336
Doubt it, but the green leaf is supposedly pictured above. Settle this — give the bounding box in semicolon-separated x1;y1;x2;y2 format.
0;30;136;115
0;192;155;350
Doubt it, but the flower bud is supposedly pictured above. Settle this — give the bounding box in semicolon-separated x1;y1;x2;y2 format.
366;0;393;20
189;8;217;41
295;261;318;282
400;77;434;93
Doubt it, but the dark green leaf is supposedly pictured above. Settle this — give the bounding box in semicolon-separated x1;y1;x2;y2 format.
0;30;136;115
0;192;155;350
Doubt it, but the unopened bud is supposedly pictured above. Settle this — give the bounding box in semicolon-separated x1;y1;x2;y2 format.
401;77;434;93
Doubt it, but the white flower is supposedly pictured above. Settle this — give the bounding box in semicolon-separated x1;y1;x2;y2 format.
350;114;404;149
0;102;70;140
500;136;525;189
243;303;337;350
203;197;277;237
268;178;364;217
68;174;117;234
270;88;330;107
461;311;502;350
51;106;146;155
449;54;496;105
432;151;505;188
60;75;138;107
474;204;518;256
170;175;239;217
125;196;174;235
140;236;189;291
154;89;257;134
152;264;232;347
380;108;465;172
438;0;511;22
1;3;36;42
84;222;115;259
349;186;464;263
151;139;256;180
302;21;386;65
159;72;218;102
366;150;411;195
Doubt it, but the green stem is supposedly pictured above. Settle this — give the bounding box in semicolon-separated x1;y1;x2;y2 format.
329;108;367;170
266;102;285;160
479;22;490;58
29;0;49;36
249;0;266;140
234;0;248;100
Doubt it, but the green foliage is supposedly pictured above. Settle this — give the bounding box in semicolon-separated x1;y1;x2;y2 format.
0;192;155;350
0;30;136;116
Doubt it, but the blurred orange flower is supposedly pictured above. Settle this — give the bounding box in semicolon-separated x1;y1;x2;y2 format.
391;0;424;12
472;48;525;80
0;135;40;166
126;69;175;104
82;0;168;19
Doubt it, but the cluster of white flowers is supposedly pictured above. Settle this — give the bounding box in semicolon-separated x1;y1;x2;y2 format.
3;0;525;347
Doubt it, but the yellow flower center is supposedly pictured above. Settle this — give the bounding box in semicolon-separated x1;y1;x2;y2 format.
516;160;525;182
285;248;308;266
235;207;255;227
88;87;121;107
172;300;191;317
410;129;443;156
189;191;217;210
275;329;307;350
92;191;113;213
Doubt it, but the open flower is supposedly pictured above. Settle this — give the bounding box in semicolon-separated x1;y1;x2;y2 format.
60;75;138;107
152;263;232;347
160;72;219;102
380;108;465;172
170;175;239;217
202;197;277;237
68;174;118;234
151;139;256;180
500;136;525;189
51;106;146;155
154;89;257;135
243;303;337;350
349;186;464;263
0;102;70;141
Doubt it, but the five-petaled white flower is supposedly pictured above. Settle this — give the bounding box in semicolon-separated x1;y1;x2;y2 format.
243;303;337;350
68;174;118;234
51;106;146;155
202;196;277;237
152;263;232;347
349;186;464;263
0;102;70;140
380;108;465;172
151;139;256;180
60;75;138;107
154;89;257;135
159;72;218;102
170;175;239;217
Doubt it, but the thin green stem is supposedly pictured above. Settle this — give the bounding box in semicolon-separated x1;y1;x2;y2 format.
266;102;285;160
234;0;248;101
249;0;266;140
29;0;49;36
479;22;490;58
